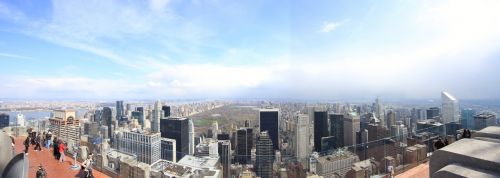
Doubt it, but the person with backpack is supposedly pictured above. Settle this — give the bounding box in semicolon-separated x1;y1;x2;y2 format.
36;164;47;178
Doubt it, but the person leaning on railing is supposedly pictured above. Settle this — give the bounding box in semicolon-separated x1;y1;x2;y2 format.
434;138;445;150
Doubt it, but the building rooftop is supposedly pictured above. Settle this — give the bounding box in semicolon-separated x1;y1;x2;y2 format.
259;108;279;112
151;159;193;177
177;155;219;169
316;150;357;163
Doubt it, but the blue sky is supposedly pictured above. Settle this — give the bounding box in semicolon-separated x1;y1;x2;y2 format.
1;0;500;100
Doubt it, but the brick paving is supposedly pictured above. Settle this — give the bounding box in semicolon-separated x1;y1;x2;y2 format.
14;137;110;178
395;163;430;178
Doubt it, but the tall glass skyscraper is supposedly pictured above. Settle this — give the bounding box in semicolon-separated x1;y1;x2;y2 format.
442;91;460;124
314;111;329;152
160;117;190;160
259;109;279;150
461;108;476;129
116;100;124;121
255;131;274;178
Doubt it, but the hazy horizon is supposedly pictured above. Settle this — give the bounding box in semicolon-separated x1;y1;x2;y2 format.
1;0;500;100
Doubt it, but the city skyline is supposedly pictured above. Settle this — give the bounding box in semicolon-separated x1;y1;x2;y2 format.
1;0;500;100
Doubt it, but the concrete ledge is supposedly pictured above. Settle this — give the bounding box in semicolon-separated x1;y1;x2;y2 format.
474;126;500;140
433;164;500;178
472;137;500;143
429;138;500;176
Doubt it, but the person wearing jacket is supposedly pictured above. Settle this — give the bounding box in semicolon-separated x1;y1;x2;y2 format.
59;141;66;163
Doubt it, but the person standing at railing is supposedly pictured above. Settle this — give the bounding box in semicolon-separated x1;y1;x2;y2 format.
388;164;394;178
434;138;445;150
45;131;52;149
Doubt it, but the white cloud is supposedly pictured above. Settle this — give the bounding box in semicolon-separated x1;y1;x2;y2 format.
0;52;33;60
0;76;142;99
319;21;342;33
145;63;290;97
150;0;171;12
2;0;500;100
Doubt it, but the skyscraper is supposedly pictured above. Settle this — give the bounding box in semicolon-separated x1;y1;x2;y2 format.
219;140;231;178
212;121;219;138
16;114;25;127
387;110;396;130
314;111;329;152
259;109;279;150
255;131;274;178
427;107;440;119
49;110;80;147
116;100;124;121
131;111;144;128
441;91;460;124
160;117;189;160
102;107;113;139
295;114;310;162
152;100;162;133
329;113;345;148
236;128;253;164
461;108;476;129
118;130;161;164
161;105;171;118
343;113;360;147
375;98;386;128
188;118;195;155
0;113;9;129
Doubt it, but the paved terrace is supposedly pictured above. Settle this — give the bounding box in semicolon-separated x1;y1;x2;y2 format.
13;137;110;178
395;163;429;178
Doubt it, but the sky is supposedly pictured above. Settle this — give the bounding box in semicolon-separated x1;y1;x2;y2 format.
1;0;500;100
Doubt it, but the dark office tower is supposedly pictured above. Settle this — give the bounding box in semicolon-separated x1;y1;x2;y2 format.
217;133;230;140
0;113;9;129
160;117;189;160
102;107;113;139
136;107;144;113
314;111;329;152
236;128;252;164
93;110;102;123
427;107;440;119
231;131;237;150
131;111;144;128
255;131;274;178
218;140;231;178
245;120;250;127
116;100;124;121
162;105;171;118
387;111;396;130
259;109;279;150
329;113;345;148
